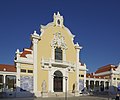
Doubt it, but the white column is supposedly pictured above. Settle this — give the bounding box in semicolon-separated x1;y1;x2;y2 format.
16;63;20;92
75;43;82;92
63;77;66;92
84;71;86;88
51;75;54;92
99;81;101;92
15;49;21;92
31;31;40;97
110;73;113;92
3;74;6;92
94;80;95;91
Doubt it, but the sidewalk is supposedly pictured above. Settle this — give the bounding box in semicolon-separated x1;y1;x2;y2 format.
0;96;109;100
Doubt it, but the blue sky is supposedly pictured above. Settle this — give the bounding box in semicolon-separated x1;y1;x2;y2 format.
0;0;120;72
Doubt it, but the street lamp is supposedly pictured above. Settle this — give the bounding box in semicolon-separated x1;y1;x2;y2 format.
65;76;68;100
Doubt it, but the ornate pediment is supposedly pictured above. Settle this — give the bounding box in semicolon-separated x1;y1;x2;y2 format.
51;32;67;50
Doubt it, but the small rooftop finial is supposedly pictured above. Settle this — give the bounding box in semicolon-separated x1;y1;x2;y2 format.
16;49;19;53
34;30;36;34
57;11;60;16
76;42;79;46
33;30;39;36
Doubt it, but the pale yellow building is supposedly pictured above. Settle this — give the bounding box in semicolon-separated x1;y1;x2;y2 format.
14;12;87;97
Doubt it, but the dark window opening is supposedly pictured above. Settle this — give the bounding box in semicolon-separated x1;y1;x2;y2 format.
0;75;3;92
6;75;16;91
57;19;60;25
81;75;84;77
55;47;62;60
21;69;26;73
54;70;63;92
28;70;33;73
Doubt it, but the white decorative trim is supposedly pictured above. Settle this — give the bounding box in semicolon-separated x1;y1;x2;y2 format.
63;49;66;61
0;71;16;75
53;12;63;27
86;77;108;82
51;32;67;50
51;47;54;60
79;65;87;71
41;58;76;69
48;67;68;92
14;58;33;64
64;27;75;44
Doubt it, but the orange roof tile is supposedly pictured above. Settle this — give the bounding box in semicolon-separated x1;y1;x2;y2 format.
86;73;108;79
20;49;32;58
0;64;16;72
95;64;117;74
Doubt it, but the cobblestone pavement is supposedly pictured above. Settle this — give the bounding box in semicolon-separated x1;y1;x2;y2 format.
0;96;115;100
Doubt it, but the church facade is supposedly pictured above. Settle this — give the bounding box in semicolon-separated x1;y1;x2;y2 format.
0;12;120;98
14;12;87;97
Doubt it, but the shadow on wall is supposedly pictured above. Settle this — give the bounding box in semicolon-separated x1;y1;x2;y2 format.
0;86;35;98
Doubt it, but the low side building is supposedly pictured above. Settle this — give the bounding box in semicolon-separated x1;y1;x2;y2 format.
0;64;16;97
86;64;120;94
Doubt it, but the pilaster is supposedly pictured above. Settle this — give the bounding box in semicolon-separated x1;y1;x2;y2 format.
75;43;82;92
3;74;6;92
84;66;86;88
31;31;40;97
14;49;21;92
16;63;20;92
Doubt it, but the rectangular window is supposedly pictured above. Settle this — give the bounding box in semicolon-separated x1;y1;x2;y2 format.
6;75;16;91
81;75;84;77
55;47;62;60
79;74;84;77
21;69;26;73
28;70;33;73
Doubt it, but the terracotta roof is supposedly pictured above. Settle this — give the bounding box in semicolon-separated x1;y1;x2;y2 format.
20;48;32;58
81;63;84;66
95;64;117;74
0;64;16;72
86;73;108;79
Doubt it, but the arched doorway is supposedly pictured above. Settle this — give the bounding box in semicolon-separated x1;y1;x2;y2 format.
54;70;63;92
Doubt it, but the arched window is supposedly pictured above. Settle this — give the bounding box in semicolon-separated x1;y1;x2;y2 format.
55;47;62;60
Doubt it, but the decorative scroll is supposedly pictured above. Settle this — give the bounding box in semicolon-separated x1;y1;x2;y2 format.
51;32;67;50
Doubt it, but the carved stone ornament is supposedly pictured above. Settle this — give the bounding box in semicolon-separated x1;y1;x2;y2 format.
51;32;67;49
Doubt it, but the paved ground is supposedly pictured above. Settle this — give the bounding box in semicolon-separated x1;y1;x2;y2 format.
0;96;115;100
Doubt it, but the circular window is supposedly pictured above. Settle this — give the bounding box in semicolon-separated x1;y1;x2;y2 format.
57;19;60;25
